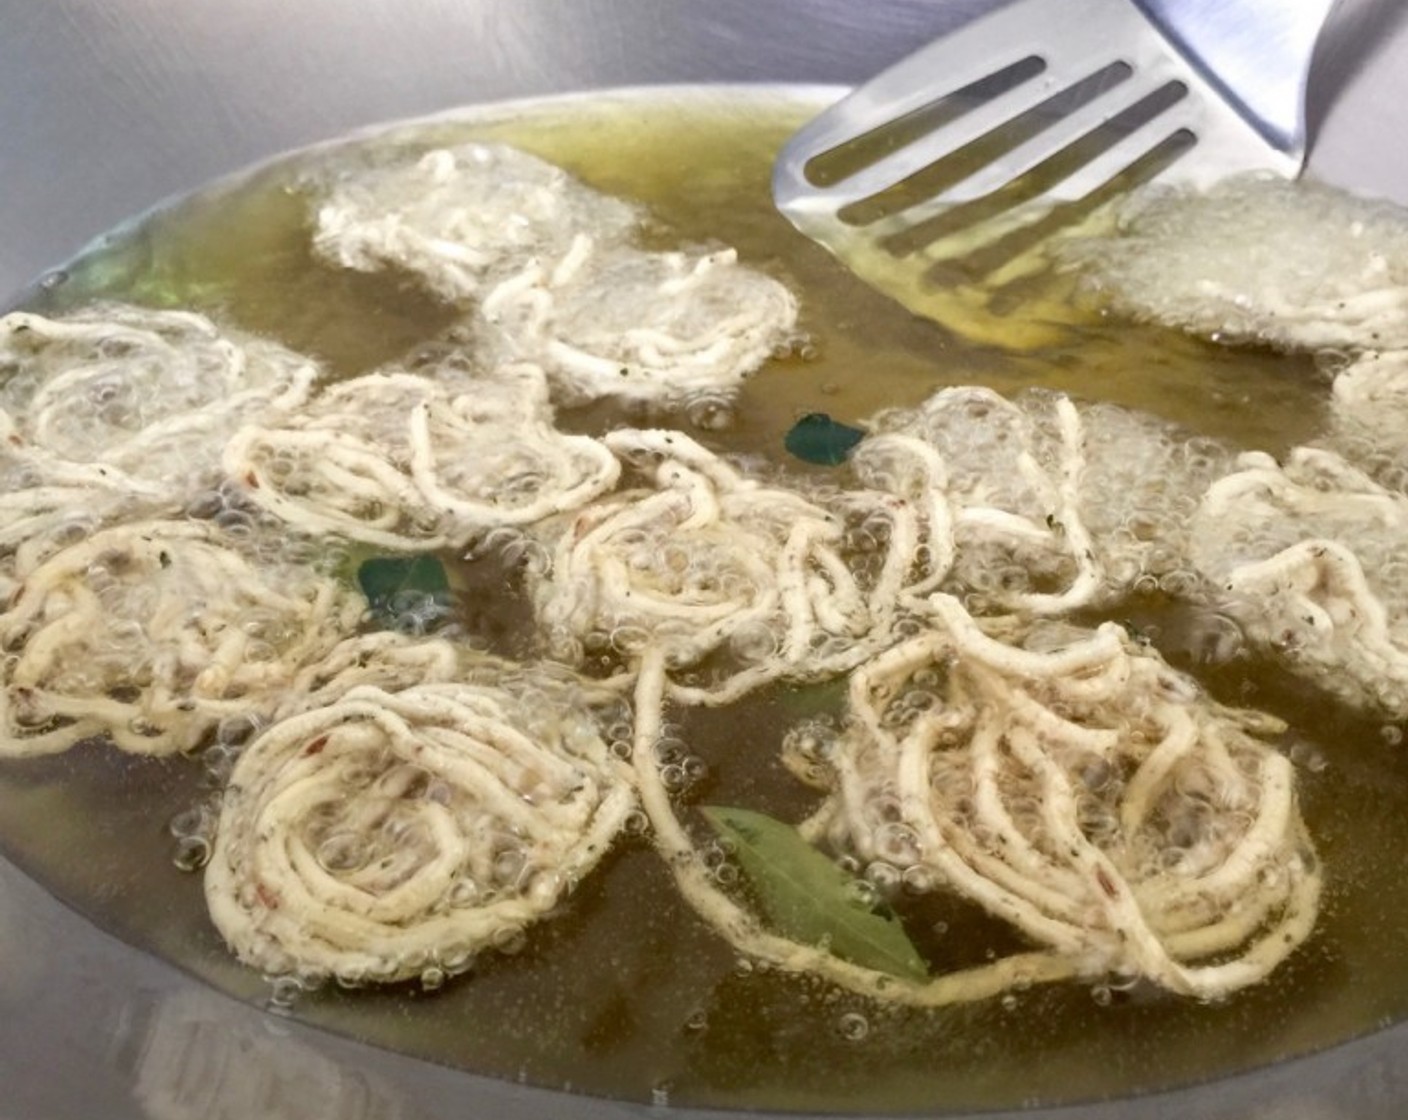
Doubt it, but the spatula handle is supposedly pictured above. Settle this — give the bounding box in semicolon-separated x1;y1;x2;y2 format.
1131;0;1339;161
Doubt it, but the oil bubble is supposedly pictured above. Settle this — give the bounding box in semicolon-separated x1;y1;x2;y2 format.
216;713;262;746
864;860;902;892
837;1011;870;1041
420;966;447;991
316;833;368;874
266;975;304;1013
172;835;211;872
167;806;208;839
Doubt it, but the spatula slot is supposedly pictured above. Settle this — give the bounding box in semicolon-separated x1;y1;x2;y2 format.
774;0;1329;346
802;55;1048;189
837;61;1139;227
882;78;1192;258
921;126;1195;293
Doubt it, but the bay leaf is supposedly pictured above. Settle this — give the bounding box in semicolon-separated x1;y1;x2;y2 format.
702;805;928;981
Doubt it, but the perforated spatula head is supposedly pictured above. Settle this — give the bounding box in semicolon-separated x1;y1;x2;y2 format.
773;0;1337;345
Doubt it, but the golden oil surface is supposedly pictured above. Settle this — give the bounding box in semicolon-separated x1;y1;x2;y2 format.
1;88;1404;1113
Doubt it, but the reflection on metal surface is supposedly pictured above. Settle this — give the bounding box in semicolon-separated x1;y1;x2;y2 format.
0;0;997;297
0;739;1406;1120
130;991;419;1120
1131;0;1336;156
0;858;41;1006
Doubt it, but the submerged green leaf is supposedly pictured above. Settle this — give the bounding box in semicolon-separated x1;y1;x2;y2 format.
784;413;866;466
702;805;927;981
356;554;453;632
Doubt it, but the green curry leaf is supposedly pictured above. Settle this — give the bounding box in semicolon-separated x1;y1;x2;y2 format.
784;413;866;466
356;554;453;632
702;805;928;981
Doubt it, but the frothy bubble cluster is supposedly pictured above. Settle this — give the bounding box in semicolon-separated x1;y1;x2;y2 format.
311;143;798;409
1062;174;1408;351
867;387;1232;611
311;143;640;302
204;672;635;984
0;303;318;500
478;243;799;409
224;364;620;549
7;138;1399;1015
0;476;146;604
1328;350;1408;491
1191;446;1408;715
529;427;947;703
272;631;463;719
814;594;1318;999
1053;169;1408;716
0;519;364;756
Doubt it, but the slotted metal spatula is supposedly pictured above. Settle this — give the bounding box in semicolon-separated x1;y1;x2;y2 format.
773;0;1339;344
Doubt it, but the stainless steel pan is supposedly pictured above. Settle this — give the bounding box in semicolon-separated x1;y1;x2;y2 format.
5;3;1408;1118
